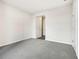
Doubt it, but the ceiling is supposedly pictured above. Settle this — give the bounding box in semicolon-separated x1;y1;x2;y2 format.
1;0;72;14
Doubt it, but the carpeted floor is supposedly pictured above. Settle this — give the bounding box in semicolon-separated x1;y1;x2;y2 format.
0;39;77;59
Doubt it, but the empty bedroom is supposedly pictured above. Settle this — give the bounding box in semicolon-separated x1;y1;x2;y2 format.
0;0;78;59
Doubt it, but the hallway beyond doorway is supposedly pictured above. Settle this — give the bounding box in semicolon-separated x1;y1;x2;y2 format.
36;16;45;40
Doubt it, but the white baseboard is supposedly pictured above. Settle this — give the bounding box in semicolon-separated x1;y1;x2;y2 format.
45;39;72;45
0;37;32;47
0;37;72;47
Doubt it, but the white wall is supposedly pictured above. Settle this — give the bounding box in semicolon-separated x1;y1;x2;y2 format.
0;2;33;46
0;2;74;47
72;0;78;55
33;4;72;45
0;2;6;46
24;14;33;39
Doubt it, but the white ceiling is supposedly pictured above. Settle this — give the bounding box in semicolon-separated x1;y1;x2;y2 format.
1;0;72;14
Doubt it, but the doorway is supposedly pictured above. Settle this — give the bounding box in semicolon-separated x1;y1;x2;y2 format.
36;16;45;40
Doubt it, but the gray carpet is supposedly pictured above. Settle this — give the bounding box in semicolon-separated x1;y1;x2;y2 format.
0;39;77;59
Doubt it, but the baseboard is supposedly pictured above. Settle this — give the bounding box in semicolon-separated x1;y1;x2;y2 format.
0;37;32;47
0;37;72;47
45;39;72;45
72;42;78;56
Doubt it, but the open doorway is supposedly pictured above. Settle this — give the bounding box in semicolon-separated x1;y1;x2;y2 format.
36;16;45;40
